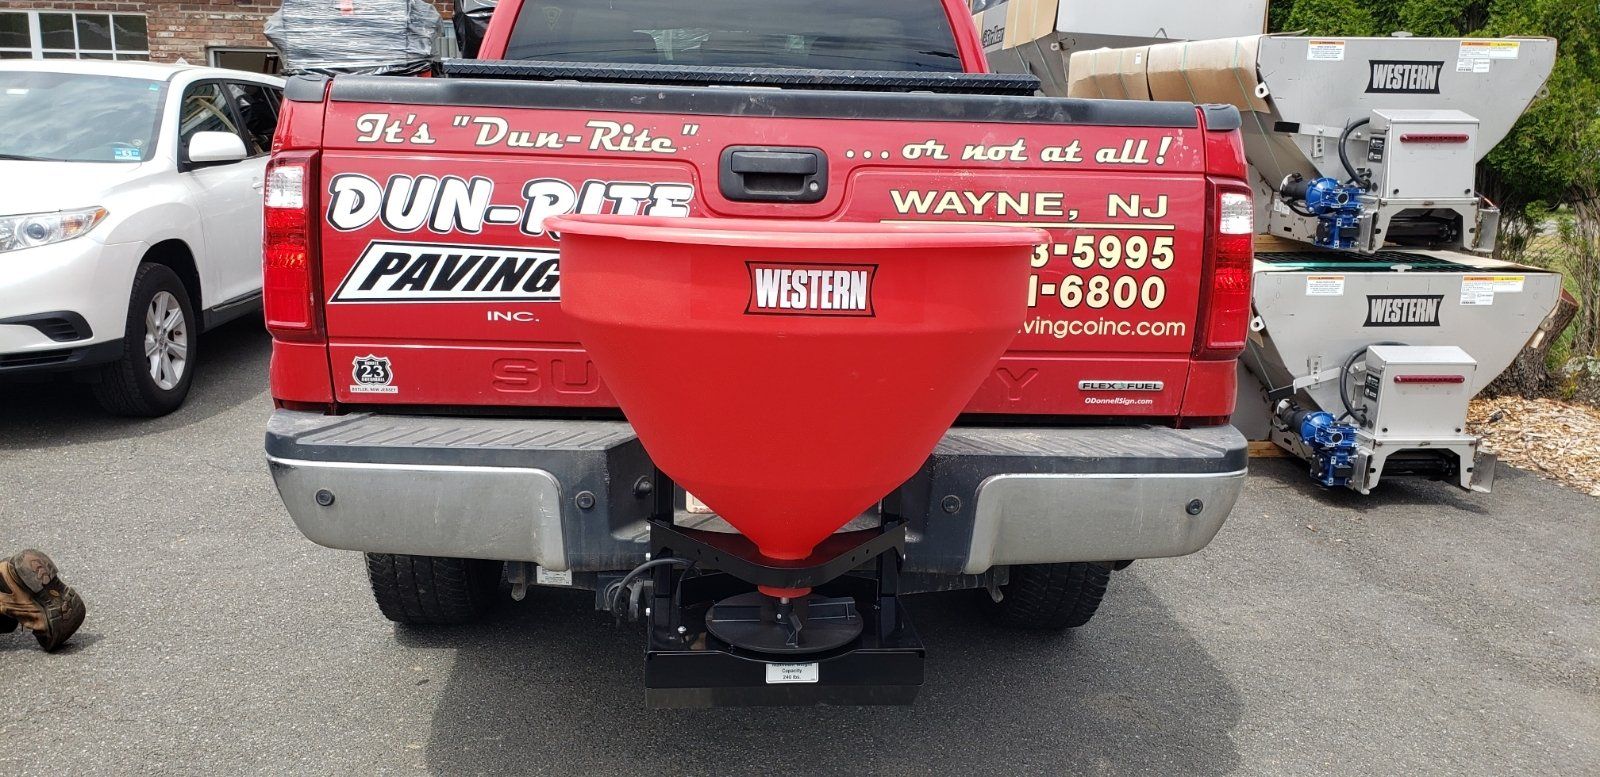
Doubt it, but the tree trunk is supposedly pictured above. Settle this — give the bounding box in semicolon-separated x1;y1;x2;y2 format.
1483;289;1581;398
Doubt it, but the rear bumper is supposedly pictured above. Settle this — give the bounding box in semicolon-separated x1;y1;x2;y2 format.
266;410;1245;574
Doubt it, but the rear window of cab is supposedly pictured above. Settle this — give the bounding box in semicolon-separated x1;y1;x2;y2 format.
504;0;962;72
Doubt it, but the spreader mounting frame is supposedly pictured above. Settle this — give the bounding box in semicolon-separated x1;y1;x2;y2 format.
643;561;925;708
649;520;906;591
641;470;924;707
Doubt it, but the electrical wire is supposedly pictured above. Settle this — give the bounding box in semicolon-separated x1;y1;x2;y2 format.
1337;347;1364;422
604;556;691;622
1338;341;1405;424
669;561;698;622
1339;117;1371;186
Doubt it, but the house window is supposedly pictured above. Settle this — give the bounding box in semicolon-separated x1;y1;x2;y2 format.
209;47;281;74
0;11;150;60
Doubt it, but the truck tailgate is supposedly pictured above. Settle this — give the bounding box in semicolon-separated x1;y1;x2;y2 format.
307;75;1219;415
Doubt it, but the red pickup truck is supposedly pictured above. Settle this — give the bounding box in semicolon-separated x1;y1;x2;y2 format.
262;0;1252;705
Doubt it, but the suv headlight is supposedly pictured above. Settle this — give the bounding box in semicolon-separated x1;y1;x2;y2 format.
0;207;109;253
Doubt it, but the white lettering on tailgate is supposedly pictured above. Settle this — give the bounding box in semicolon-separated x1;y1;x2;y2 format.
324;174;693;237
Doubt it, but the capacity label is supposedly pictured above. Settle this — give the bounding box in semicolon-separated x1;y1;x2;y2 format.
765;663;819;684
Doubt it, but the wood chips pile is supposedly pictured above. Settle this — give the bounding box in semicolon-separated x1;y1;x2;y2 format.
1468;397;1600;497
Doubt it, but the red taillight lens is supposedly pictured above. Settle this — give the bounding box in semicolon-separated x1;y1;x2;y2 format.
1194;184;1254;360
263;151;321;340
1399;133;1470;144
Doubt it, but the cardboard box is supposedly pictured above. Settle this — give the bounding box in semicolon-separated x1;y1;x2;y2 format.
1145;35;1270;112
1066;46;1152;99
1001;0;1061;48
1066;34;1272;112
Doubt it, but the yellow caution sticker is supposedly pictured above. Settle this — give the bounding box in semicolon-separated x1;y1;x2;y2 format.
1458;40;1520;60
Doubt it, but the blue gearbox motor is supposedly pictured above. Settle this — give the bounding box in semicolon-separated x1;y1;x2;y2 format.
1297;410;1359;488
1281;176;1365;250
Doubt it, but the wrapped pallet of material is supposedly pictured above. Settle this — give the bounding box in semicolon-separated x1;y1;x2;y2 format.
453;0;498;59
265;0;442;76
976;0;1269;96
1115;35;1270;112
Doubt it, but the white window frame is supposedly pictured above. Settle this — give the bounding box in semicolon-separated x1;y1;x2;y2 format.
0;10;151;60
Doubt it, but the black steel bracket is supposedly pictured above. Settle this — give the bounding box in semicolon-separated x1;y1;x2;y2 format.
650;520;905;590
638;469;923;706
644;566;924;708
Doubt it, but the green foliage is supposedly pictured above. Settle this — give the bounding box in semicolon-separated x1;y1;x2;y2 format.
1397;1;1491;37
1272;0;1384;35
1480;0;1600;218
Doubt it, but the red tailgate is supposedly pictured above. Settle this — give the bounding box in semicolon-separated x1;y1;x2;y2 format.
312;98;1215;415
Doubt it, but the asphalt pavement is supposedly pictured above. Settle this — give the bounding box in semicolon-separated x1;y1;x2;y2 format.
1;320;1595;775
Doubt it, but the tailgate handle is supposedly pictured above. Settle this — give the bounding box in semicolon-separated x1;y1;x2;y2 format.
719;146;827;203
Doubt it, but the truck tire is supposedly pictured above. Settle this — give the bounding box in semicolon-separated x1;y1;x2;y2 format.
979;562;1110;631
364;553;501;625
93;263;196;417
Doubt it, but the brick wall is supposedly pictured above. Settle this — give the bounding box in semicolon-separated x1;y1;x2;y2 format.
0;0;453;65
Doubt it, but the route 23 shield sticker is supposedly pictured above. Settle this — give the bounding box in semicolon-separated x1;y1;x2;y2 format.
349;354;398;394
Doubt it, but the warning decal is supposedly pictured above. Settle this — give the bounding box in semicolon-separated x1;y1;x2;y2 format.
1307;39;1346;61
1306;275;1346;296
1460;275;1523;306
1458;40;1520;60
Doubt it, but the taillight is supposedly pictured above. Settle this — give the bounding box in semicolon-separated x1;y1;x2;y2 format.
1194;182;1254;360
1398;133;1470;144
263;150;322;341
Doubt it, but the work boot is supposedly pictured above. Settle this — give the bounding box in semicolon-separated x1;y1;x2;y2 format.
0;550;86;651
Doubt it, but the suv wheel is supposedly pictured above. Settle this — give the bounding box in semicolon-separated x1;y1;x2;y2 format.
978;562;1110;631
365;553;502;625
92;263;196;417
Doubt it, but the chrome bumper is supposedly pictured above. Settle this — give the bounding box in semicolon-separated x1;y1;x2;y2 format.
266;410;1246;574
266;457;570;568
961;469;1244;574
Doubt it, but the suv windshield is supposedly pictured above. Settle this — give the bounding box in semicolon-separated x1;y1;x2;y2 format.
505;0;961;71
0;71;165;163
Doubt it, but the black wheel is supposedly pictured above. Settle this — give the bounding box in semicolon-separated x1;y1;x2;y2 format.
365;553;502;625
978;562;1110;631
92;263;196;417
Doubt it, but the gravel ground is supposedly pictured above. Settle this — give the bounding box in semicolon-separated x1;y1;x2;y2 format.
1;321;1596;776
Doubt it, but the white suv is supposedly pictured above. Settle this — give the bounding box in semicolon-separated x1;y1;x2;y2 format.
0;60;283;416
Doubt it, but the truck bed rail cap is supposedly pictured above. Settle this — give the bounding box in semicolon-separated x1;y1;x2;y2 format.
441;59;1043;96
324;75;1200;128
285;74;330;102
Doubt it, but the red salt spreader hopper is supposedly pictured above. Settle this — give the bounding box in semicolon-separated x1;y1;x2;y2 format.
552;215;1045;706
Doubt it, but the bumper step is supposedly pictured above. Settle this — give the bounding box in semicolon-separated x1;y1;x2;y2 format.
267;410;1246;577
